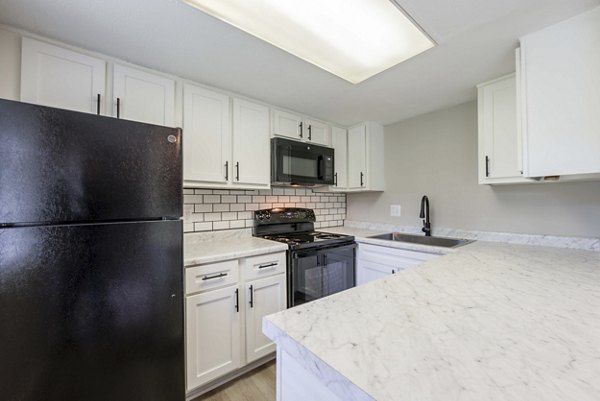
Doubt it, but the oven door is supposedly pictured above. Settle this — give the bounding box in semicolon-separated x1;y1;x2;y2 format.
289;243;356;307
272;138;334;185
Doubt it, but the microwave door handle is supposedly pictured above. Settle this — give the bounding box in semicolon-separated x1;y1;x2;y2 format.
317;155;324;180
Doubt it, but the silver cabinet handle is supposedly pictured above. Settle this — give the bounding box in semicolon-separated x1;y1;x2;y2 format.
234;288;239;312
258;262;277;269
225;161;229;181
202;272;228;281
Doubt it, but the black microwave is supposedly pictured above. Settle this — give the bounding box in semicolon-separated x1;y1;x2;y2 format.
271;138;335;186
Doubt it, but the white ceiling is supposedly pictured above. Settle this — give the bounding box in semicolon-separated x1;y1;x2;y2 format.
0;0;598;126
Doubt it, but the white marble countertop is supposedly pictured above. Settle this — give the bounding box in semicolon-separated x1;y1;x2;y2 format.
264;241;600;401
184;229;288;266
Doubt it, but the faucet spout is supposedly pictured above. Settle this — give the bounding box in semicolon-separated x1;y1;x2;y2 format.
419;195;431;236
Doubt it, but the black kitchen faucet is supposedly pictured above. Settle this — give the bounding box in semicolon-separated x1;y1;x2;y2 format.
419;195;431;236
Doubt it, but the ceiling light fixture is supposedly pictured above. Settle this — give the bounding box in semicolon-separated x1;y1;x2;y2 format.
182;0;435;84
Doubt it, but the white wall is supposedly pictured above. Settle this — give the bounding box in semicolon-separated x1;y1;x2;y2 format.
347;101;600;238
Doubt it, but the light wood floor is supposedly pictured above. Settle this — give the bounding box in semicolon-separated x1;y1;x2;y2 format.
192;361;276;401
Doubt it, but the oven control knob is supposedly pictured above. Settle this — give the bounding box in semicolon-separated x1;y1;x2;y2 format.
258;213;265;220
265;211;271;220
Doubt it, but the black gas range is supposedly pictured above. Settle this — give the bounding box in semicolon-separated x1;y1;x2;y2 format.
253;208;356;307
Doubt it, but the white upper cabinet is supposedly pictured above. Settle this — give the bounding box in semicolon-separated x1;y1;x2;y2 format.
520;7;600;178
271;108;331;146
20;37;106;114
330;126;348;191
232;98;270;186
347;122;384;192
183;84;231;186
272;109;303;140
477;73;531;185
112;64;175;127
348;124;367;190
183;88;270;189
304;119;330;146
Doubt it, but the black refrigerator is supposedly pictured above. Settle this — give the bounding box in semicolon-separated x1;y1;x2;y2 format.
0;99;185;401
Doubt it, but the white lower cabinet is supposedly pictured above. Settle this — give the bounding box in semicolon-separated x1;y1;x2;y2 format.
245;274;286;363
185;251;286;394
185;285;241;390
356;243;439;286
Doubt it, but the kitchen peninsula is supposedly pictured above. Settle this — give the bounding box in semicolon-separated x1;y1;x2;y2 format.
264;239;600;401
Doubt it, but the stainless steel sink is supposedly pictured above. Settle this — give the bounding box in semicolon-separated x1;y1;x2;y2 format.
368;232;473;248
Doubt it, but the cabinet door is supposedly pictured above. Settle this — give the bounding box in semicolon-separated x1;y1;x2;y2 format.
183;84;231;186
112;64;175;126
232;98;270;187
330;126;348;190
478;74;525;183
186;285;241;391
520;7;600;177
305;119;330;146
245;274;286;363
348;124;367;189
356;260;396;286
272;109;303;140
20;38;106;114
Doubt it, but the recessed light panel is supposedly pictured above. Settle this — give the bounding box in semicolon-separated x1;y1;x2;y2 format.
182;0;435;84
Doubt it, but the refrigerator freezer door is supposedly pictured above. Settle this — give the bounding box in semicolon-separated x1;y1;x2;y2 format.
0;220;184;401
0;99;182;225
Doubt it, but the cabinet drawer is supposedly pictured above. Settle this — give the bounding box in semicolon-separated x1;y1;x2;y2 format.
186;259;239;295
358;243;438;269
242;252;286;281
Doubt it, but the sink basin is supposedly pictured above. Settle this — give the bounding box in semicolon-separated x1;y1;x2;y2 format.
368;232;473;248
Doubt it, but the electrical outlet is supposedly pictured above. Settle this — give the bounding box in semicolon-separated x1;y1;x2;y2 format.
390;205;401;217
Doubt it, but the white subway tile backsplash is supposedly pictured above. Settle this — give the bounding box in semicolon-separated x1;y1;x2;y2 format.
194;222;213;231
213;221;230;230
183;187;346;232
183;195;203;204
194;189;213;195
204;212;222;221
221;212;238;221
221;195;237;203
194;204;212;213
204;195;221;203
230;203;245;212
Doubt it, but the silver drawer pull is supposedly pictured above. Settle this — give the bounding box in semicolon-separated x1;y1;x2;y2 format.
202;272;228;281
258;262;277;269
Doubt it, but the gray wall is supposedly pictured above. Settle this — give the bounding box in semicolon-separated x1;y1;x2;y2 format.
347;101;600;238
